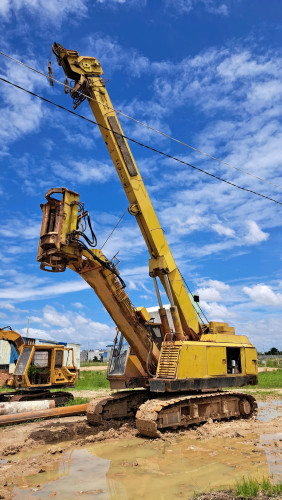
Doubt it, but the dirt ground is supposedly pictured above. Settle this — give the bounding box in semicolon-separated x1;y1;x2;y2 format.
0;394;281;500
257;367;280;372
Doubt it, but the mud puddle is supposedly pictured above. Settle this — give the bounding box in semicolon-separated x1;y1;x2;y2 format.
257;400;282;422
6;401;282;500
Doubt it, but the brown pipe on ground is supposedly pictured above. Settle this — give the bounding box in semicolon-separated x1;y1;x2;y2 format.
0;404;87;426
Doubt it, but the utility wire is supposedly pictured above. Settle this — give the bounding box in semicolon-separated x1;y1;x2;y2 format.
101;207;128;250
1;75;282;208
0;49;282;192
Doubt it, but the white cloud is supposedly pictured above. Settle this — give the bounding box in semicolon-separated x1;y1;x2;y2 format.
0;59;47;145
197;280;230;301
19;327;54;342
164;0;228;16
0;303;15;311
96;0;146;6
0;279;89;301
43;305;72;328
97;0;127;3
98;224;147;260
72;302;85;309
244;221;269;244
243;284;282;307
197;288;222;302
52;159;114;185
205;280;230;291
87;35;150;78
0;0;87;26
24;305;116;348
200;300;234;320
212;223;235;237
0;219;41;240
237;317;282;351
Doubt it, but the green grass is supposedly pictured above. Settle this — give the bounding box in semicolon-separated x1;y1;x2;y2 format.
73;370;110;390
244;390;282;401
193;477;282;499
258;359;282;368
226;369;282;393
1;369;110;394
234;476;282;499
0;385;14;392
256;369;282;389
64;396;90;406
80;361;108;367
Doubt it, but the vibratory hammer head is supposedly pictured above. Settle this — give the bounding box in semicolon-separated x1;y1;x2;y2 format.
37;188;80;273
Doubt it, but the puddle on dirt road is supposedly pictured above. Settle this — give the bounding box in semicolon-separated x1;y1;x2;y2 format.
11;402;282;500
257;400;282;422
260;432;282;479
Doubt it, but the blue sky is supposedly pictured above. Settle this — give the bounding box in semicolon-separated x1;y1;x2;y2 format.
0;0;282;352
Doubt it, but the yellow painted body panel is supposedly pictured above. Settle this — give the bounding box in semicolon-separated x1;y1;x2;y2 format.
136;306;151;323
108;353;148;390
157;341;257;380
201;333;252;345
245;348;258;375
177;344;207;378
206;346;226;376
125;354;148;378
208;322;235;334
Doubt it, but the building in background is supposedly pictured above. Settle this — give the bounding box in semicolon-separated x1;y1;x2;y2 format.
103;347;112;362
81;347;112;363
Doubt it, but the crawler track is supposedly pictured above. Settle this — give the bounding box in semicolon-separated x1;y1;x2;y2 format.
87;389;151;425
136;392;258;437
86;390;257;437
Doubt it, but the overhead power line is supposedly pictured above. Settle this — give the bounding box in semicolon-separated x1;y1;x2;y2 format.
0;49;282;192
1;75;282;208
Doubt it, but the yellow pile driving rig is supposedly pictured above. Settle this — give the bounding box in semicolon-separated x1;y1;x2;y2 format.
37;43;258;437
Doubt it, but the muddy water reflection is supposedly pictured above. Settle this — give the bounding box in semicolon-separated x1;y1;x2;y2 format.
12;402;281;500
257;400;282;422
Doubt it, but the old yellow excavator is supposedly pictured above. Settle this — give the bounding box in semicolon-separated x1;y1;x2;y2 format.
0;326;77;404
37;42;258;437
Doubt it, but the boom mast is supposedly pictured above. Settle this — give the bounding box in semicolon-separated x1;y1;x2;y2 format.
52;43;200;340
